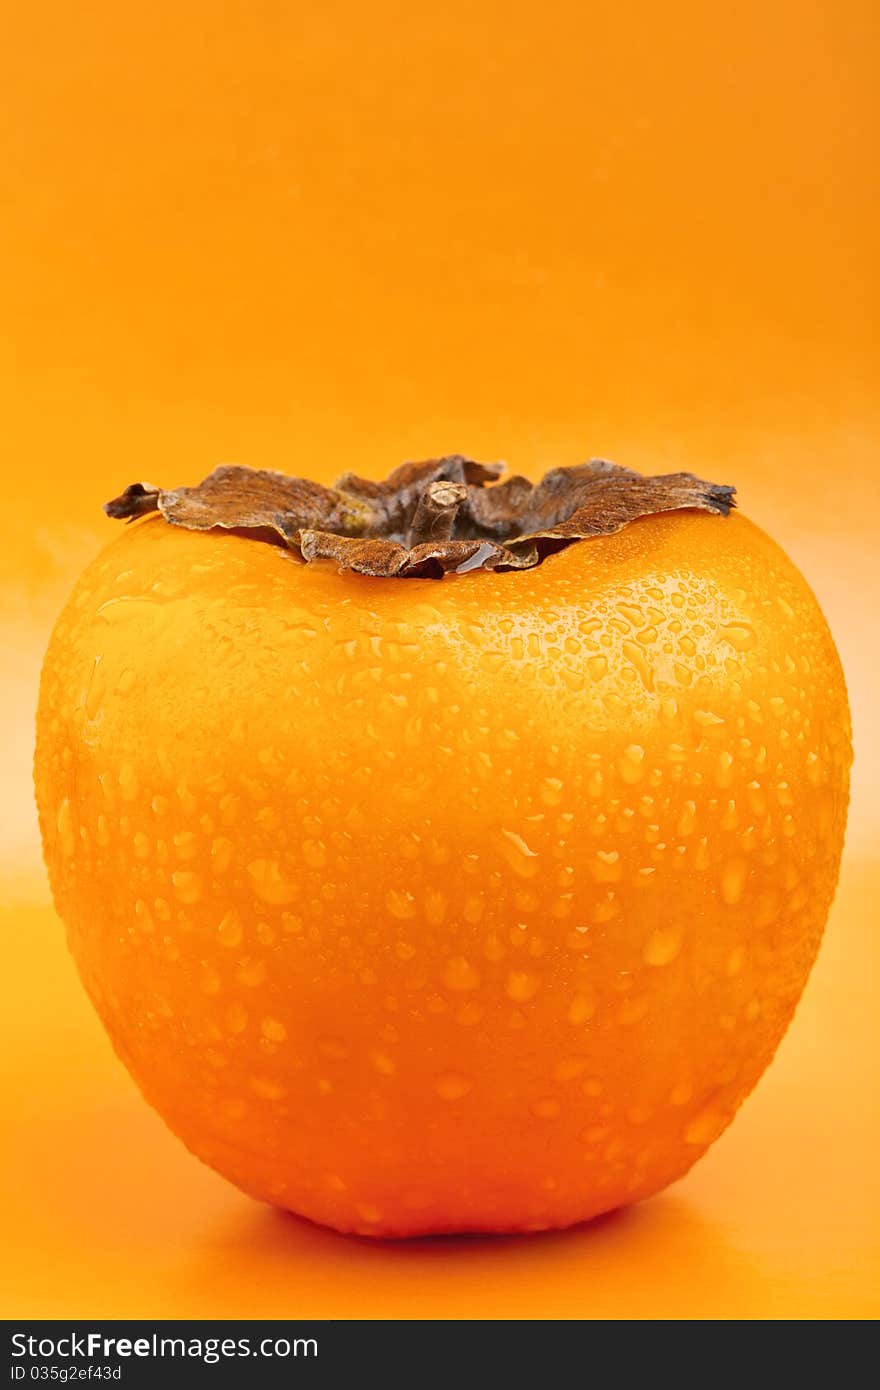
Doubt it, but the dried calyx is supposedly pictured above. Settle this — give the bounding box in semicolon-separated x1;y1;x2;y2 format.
105;456;735;578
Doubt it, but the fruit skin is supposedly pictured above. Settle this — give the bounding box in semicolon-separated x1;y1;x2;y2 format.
35;510;851;1237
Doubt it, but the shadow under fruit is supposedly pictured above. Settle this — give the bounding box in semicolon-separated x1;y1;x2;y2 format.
34;461;851;1236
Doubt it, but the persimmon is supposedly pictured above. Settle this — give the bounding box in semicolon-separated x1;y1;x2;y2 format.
34;458;851;1236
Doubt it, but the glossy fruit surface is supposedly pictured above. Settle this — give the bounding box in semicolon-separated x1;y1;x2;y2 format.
34;510;850;1235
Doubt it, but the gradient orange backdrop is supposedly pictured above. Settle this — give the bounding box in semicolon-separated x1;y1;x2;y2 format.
1;0;878;1319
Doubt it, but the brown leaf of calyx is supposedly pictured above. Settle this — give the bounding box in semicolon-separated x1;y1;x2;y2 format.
105;456;735;578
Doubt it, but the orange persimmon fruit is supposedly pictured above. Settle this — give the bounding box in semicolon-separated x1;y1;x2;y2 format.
35;461;851;1236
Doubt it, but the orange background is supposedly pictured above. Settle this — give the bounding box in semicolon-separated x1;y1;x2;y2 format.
1;0;878;1318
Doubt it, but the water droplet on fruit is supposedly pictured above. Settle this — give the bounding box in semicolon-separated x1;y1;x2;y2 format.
173;831;198;860
694;709;725;729
369;1049;396;1076
553;1056;588;1081
721;859;747;905
591;893;620;924
463;894;484;924
217;909;243;948
236;957;267;988
726;946;745;976
720;622;756;651
302;839;327;869
715;750;735;788
200;966;222;996
660;695;679;722
454;1001;483;1026
642;926;682;966
541;777;564;806
507;969;541;1002
619;744;645;784
567;993;595;1025
118;764;139;802
134;899;155;934
684;1104;730;1145
355;1201;383;1224
251;1076;287;1101
171;870;202;904
224;1002;248;1034
210;837;233;874
531;1097;561;1119
386;888;417;920
424;891;446;925
695;838;711;871
56;798;75;858
617;603;644;628
590;850;622;883
248;858;297;905
434;1072;472;1100
623;641;654;691
500;829;540;878
618;995;650;1025
442;957;481;991
627;1105;652;1124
